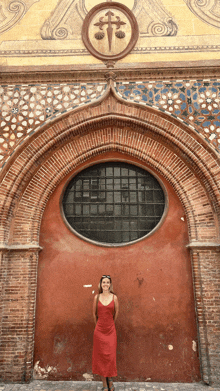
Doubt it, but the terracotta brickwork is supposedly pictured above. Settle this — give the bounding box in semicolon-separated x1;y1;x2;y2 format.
0;250;39;382
9;125;219;244
191;250;220;384
0;84;220;384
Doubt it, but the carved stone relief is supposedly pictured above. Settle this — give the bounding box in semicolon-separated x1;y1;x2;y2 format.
184;0;220;29
82;2;139;66
0;0;39;35
41;0;178;40
41;0;86;40
134;0;177;36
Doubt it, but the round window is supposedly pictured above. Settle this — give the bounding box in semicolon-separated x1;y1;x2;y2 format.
62;162;166;245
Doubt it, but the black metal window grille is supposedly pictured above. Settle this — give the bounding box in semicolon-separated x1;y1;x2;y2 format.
62;162;165;244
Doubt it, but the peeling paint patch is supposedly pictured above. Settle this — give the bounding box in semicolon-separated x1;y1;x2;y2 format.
83;285;92;287
83;373;93;381
92;290;95;294
192;340;197;351
181;217;185;221
168;345;173;350
34;361;57;379
54;336;67;354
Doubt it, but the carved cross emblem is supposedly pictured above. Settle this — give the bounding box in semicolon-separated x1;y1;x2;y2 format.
94;11;126;51
82;2;139;66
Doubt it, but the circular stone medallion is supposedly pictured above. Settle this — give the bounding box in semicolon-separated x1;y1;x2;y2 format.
82;2;139;61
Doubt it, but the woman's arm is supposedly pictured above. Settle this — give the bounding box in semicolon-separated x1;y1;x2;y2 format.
93;294;98;325
114;295;119;323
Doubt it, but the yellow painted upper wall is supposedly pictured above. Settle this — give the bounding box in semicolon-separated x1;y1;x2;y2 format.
1;0;220;67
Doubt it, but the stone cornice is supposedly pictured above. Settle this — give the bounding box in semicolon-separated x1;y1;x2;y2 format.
1;60;220;83
0;243;43;251
187;241;220;250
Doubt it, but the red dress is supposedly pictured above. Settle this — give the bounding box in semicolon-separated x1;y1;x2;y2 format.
92;297;117;377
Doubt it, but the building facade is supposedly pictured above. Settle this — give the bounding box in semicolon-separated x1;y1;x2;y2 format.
0;0;220;386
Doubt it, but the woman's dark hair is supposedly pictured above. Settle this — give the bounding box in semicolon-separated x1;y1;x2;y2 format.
98;275;114;294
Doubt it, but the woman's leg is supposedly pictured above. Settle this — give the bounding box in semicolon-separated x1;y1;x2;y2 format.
108;377;114;391
101;376;108;389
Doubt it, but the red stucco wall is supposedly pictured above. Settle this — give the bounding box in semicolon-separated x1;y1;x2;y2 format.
34;153;200;382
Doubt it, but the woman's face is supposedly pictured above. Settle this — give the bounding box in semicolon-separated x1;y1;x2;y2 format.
101;278;111;292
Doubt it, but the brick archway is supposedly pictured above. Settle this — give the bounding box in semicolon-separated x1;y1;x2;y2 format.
0;89;219;383
0;88;219;244
8;128;218;244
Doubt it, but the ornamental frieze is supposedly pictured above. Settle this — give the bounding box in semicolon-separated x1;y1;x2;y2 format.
0;78;220;169
0;0;39;35
41;0;177;40
184;0;220;29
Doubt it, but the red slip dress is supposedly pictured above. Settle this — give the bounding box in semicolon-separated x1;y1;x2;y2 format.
92;296;117;377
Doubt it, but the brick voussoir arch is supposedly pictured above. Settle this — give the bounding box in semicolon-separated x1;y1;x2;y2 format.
0;88;220;243
2;113;220;205
11;128;216;245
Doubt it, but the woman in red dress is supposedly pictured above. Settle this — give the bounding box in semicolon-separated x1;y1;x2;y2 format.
92;275;119;391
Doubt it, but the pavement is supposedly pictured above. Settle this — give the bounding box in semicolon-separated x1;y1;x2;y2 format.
0;381;219;391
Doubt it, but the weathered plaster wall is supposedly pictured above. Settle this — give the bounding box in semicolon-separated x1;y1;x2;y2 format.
33;153;201;382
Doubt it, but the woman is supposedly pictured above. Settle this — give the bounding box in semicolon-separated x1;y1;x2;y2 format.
92;275;119;391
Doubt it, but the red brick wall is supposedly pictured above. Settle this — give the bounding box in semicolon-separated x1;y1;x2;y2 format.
191;250;220;384
0;250;38;382
0;91;219;384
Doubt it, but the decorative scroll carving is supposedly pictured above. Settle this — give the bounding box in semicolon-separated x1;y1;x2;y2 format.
184;0;220;29
41;0;177;40
134;0;178;36
0;0;39;35
41;0;87;40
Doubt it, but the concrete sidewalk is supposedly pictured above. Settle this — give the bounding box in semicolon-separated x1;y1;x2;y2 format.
0;381;218;391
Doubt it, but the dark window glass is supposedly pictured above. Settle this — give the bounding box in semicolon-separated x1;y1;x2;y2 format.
62;162;166;244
